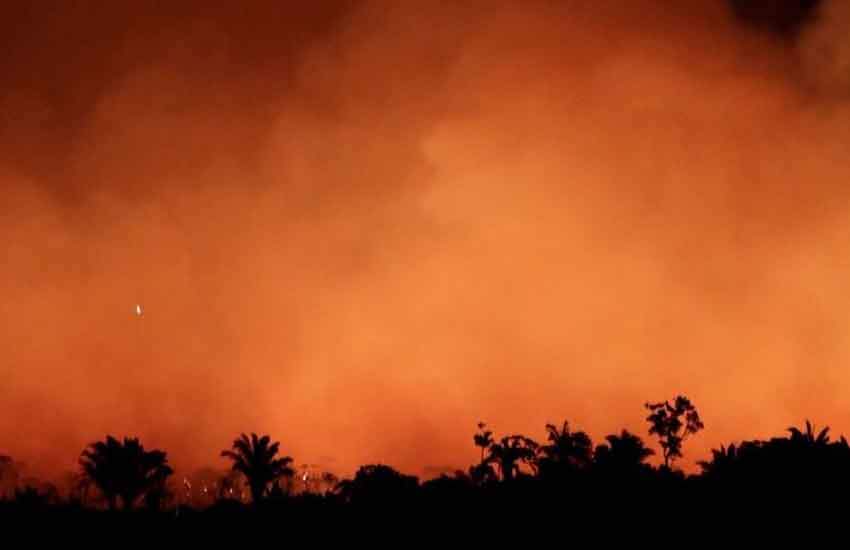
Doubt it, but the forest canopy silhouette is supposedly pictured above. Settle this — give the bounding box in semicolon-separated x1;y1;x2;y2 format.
3;395;850;526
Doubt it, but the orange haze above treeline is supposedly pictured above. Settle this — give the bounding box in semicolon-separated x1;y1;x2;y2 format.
2;0;850;479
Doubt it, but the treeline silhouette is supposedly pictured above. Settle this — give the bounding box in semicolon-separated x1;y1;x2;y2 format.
2;394;848;527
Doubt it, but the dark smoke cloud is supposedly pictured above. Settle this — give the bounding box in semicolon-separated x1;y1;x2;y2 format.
730;0;821;36
2;1;850;481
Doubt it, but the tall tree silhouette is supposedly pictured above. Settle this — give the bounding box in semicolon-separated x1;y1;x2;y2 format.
79;436;173;511
470;422;497;485
644;395;704;468
221;433;294;503
486;435;538;482
536;421;593;480
473;422;494;465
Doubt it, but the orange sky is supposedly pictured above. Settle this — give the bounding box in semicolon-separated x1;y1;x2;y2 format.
2;0;850;480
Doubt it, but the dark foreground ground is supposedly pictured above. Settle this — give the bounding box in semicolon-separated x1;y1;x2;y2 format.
1;475;844;540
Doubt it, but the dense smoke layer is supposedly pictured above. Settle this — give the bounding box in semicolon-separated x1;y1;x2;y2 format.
2;0;850;480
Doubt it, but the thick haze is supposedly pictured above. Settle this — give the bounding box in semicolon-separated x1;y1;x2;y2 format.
2;0;850;478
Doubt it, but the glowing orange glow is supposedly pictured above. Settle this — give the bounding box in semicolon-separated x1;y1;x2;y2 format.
2;1;850;482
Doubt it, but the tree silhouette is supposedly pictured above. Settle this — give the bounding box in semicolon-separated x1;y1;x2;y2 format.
644;395;704;468
541;421;593;467
420;471;474;506
143;478;171;512
0;455;12;497
486;435;538;482
697;421;850;493
697;442;748;480
319;471;339;495
593;430;655;476
473;422;494;465
79;436;173;511
220;433;294;504
536;421;593;481
13;485;51;511
0;455;23;500
22;396;850;519
788;420;830;446
469;422;498;485
216;469;244;500
335;464;419;505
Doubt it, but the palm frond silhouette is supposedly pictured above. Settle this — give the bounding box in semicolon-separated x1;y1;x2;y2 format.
221;433;293;503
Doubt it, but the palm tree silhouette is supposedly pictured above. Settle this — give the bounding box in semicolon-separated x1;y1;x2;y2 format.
486;435;538;482
697;443;742;478
537;421;593;479
221;433;294;504
79;436;173;511
473;422;494;465
787;420;830;446
469;422;498;485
